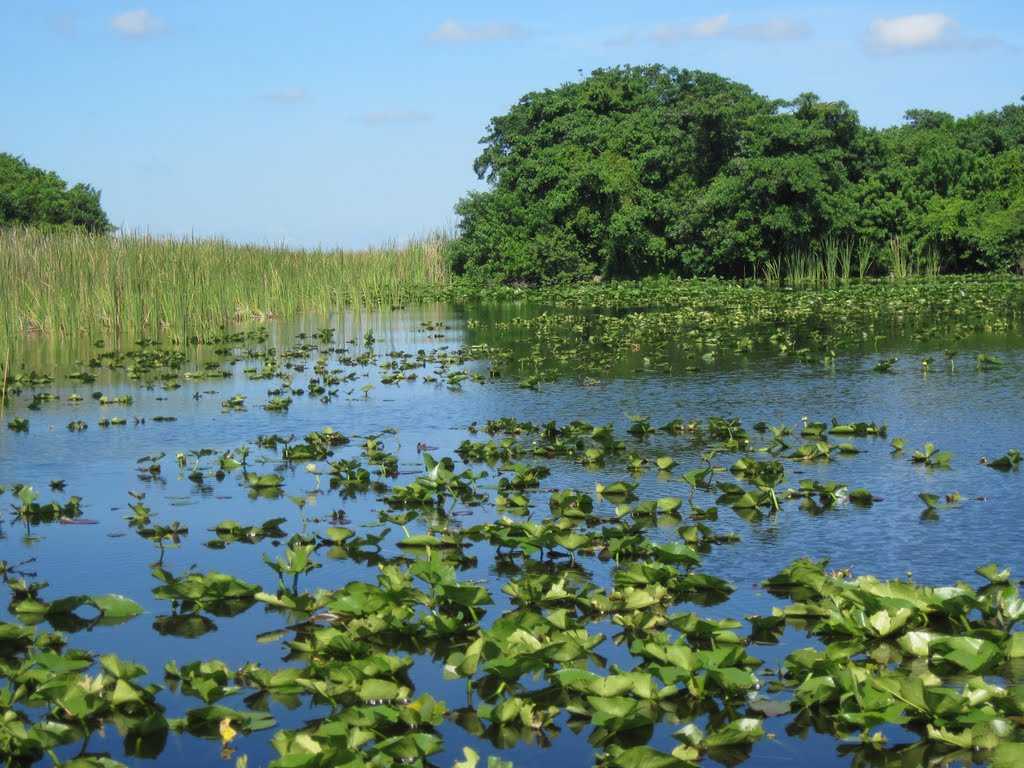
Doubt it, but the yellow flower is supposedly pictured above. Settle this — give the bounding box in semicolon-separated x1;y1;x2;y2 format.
219;717;238;746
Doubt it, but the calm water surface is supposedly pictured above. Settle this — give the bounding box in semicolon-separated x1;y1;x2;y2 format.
0;302;1022;767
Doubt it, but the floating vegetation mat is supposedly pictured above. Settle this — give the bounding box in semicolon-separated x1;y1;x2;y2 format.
0;285;1023;767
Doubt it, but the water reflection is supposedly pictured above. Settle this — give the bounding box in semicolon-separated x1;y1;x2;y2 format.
0;302;1022;767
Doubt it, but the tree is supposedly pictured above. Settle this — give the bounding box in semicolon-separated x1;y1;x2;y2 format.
448;66;771;282
0;153;112;233
450;66;1024;282
680;94;867;275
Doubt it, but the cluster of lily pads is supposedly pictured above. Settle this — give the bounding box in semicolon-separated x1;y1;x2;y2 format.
1;278;1022;767
3;400;1022;766
456;275;1023;381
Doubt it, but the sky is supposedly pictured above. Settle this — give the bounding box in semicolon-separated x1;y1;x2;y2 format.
1;2;1021;249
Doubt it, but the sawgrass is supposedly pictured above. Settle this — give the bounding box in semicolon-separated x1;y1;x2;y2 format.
0;227;451;355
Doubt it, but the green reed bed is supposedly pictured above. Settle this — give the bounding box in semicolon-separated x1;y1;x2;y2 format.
0;227;450;354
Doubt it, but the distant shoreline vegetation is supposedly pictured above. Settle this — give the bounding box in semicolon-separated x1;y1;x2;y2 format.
2;226;1023;364
449;65;1024;284
0;153;111;234
5;67;1024;290
0;227;449;356
2;64;1023;354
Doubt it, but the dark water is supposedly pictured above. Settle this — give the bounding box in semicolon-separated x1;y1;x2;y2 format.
0;303;1022;767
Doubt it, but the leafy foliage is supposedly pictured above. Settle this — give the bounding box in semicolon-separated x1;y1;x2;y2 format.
0;154;111;233
450;65;1024;283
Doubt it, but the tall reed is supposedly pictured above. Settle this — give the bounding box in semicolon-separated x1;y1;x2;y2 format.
0;227;451;355
918;247;941;278
887;236;912;281
0;347;9;415
856;242;876;280
773;236;935;287
760;257;782;286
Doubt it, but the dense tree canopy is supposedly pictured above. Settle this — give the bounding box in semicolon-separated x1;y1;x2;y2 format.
0;153;111;233
449;65;1024;283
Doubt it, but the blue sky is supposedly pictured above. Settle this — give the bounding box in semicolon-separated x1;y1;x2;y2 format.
2;2;1020;248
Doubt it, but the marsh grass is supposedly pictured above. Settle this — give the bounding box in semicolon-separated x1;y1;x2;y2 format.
887;235;912;281
764;236;942;288
857;243;876;281
0;227;450;355
0;347;9;415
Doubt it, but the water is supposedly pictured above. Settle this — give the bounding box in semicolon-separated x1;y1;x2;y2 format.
0;302;1021;767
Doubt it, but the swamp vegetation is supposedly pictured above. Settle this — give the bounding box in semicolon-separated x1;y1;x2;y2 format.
2;60;1024;768
450;66;1024;283
0;228;450;360
0;274;1023;767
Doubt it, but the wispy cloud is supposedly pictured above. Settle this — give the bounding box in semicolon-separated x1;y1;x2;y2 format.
265;87;309;105
867;13;1006;53
867;13;956;51
603;31;637;48
647;14;809;45
428;20;528;44
362;110;433;125
651;14;729;44
111;9;165;39
733;19;810;42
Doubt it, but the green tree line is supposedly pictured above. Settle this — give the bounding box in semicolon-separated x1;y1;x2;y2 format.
449;65;1024;283
0;153;111;233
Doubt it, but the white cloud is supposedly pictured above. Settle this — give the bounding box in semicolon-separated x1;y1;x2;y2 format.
690;14;731;39
266;88;308;105
733;19;810;42
867;13;1008;53
651;14;729;44
649;14;809;45
363;111;433;125
868;13;956;51
111;9;165;39
428;20;528;44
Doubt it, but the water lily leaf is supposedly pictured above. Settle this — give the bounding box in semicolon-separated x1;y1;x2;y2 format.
590;674;638;698
375;731;442;760
656;497;682;514
977;564;1011;584
244;473;284;488
669;745;700;762
90;594;144;619
704;718;765;747
746;698;791;717
898;630;937;657
111;678;145;707
926;724;973;749
587;695;638;720
992;742;1024;768
181;705;276;736
608;746;687;768
1008;633;1024;658
986;449;1021;471
554;532;589;552
153;613;216;638
849;488;874;506
357;678;407;703
930;636;1002;673
397;534;458;548
100;653;148;679
706;666;758;692
652;542;700;566
867;607;912;637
